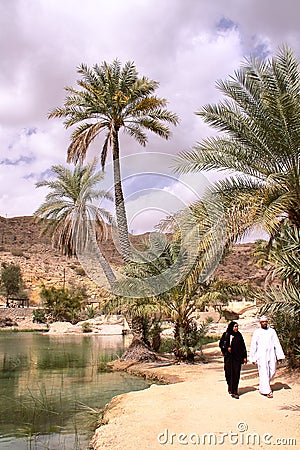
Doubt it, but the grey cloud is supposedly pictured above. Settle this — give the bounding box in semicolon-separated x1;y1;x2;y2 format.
217;17;238;32
0;155;35;166
23;167;54;181
25;128;37;136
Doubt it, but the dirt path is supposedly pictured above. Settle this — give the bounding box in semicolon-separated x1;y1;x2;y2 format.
91;333;300;450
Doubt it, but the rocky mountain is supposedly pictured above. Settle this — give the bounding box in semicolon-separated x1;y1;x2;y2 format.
0;216;268;305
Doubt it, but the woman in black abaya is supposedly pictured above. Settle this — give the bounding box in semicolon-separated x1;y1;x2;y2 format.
219;321;247;399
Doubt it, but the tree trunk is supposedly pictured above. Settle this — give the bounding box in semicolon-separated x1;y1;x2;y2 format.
125;314;150;344
288;209;300;229
121;338;158;362
173;317;195;362
111;127;132;260
75;215;116;289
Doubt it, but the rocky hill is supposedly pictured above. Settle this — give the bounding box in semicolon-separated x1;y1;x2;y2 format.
0;216;268;305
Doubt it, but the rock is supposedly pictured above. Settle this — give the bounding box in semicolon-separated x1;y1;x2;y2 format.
0;317;18;327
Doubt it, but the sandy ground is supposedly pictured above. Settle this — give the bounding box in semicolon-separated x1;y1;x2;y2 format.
1;309;299;449
91;331;300;450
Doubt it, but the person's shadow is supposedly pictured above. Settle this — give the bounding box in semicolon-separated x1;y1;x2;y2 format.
238;381;291;396
238;386;257;395
271;381;291;391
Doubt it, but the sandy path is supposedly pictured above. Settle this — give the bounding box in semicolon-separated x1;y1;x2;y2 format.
91;332;299;450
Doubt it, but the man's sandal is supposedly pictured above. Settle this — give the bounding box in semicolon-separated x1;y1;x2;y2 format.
266;392;273;398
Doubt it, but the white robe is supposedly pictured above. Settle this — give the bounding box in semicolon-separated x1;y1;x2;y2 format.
250;327;285;395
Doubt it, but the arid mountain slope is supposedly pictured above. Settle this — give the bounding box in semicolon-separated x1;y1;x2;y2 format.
0;216;268;304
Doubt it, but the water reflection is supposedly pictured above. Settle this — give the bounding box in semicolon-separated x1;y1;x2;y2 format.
0;332;151;449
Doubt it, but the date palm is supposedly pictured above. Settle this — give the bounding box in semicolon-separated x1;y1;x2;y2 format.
259;223;300;367
114;236;211;361
49;60;179;259
34;159;116;287
175;46;300;242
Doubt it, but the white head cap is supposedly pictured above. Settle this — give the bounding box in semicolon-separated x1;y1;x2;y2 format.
259;315;268;322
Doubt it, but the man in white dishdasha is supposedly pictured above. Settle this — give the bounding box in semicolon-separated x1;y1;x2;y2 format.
250;315;285;398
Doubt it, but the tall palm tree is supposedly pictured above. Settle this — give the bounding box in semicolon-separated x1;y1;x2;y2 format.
175;46;300;242
49;60;179;259
34;159;116;287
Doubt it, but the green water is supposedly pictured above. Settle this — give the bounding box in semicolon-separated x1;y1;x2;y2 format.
0;332;152;449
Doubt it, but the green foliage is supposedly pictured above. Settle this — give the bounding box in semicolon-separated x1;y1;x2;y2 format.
104;292;159;346
195;277;256;310
49;59;179;167
159;327;217;355
111;240;217;361
175;46;300;241
85;306;96;319
0;263;25;298
251;239;271;268
270;224;300;287
205;316;214;324
159;337;175;353
174;320;199;361
149;320;162;352
40;285;87;324
32;309;47;324
97;353;123;372
34;159;116;287
260;224;300;368
173;318;211;362
173;45;300;366
269;310;300;368
34;159;113;257
81;322;92;333
49;59;178;258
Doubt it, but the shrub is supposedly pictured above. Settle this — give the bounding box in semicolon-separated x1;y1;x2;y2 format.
11;249;24;257
81;322;92;333
1;263;25;298
40;285;87;324
159;337;175;353
270;310;300;368
86;306;96;319
32;309;47;324
149;320;162;352
75;267;86;276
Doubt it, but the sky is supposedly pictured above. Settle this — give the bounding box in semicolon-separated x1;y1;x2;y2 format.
1;0;299;236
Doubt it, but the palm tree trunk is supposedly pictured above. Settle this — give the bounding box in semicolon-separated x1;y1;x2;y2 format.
126;315;144;341
75;215;116;289
87;219;116;287
112;127;131;260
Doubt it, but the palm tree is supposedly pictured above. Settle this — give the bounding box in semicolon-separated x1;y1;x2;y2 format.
259;223;300;367
34;159;116;287
49;60;179;259
175;46;300;242
114;237;210;361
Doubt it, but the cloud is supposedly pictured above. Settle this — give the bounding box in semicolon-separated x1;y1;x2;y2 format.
0;0;299;226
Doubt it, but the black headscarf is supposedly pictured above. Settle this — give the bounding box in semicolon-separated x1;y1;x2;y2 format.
226;321;238;335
